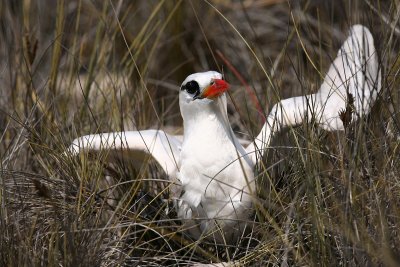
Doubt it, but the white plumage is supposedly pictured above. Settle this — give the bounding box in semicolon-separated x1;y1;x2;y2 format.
68;25;381;243
177;71;254;242
246;25;381;164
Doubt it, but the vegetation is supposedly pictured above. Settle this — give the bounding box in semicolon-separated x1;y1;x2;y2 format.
1;0;399;266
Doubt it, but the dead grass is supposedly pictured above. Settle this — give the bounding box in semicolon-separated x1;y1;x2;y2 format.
1;0;400;266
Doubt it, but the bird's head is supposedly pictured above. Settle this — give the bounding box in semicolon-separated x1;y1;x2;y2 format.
179;71;230;119
180;71;229;101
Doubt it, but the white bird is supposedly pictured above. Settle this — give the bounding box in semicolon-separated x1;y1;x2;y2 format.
68;25;381;244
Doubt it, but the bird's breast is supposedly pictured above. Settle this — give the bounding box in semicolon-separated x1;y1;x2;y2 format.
176;106;255;241
177;121;254;215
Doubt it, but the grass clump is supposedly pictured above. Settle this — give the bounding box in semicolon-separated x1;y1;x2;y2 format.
1;0;400;266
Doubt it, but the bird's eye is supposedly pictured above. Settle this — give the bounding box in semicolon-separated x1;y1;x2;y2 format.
182;80;200;95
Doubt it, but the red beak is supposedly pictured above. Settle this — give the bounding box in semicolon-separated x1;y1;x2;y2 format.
200;79;230;99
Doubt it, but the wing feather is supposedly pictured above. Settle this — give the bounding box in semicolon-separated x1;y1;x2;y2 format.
68;129;181;179
246;25;381;166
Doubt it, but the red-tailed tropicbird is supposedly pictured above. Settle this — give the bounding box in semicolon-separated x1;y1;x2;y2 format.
68;25;381;244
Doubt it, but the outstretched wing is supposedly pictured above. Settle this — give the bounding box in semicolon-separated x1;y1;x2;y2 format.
68;129;182;179
246;25;381;166
315;24;381;130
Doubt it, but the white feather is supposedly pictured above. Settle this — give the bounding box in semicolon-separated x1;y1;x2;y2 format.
246;25;381;165
69;130;181;179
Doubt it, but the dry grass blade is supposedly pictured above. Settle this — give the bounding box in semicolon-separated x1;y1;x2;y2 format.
0;0;400;266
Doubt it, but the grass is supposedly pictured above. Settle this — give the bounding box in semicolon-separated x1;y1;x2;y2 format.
1;0;400;266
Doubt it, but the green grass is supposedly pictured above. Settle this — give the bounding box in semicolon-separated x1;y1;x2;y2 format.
1;0;400;266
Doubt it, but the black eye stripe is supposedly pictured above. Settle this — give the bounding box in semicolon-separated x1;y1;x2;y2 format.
181;80;200;96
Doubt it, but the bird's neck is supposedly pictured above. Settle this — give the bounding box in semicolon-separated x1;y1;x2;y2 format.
182;99;234;143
